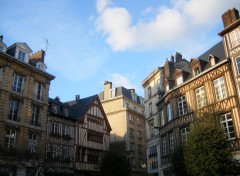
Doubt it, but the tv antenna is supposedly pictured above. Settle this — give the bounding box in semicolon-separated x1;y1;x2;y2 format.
42;37;50;54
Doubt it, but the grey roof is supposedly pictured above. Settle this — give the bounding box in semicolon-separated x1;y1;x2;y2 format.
197;41;226;61
66;94;98;120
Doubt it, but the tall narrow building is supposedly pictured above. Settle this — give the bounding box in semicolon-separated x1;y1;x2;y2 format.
99;81;146;176
142;67;164;176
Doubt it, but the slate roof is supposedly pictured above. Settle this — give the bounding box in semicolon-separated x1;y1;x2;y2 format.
66;94;98;120
197;41;226;61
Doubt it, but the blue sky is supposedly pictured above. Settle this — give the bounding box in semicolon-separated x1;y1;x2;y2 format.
1;0;239;101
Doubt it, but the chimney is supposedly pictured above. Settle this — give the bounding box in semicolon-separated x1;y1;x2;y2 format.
175;52;182;62
222;8;239;28
170;55;174;62
129;88;135;93
0;35;3;42
55;96;60;102
75;95;80;102
104;81;112;100
29;50;45;62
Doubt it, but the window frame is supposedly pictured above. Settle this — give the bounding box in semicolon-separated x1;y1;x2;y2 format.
12;73;24;93
235;56;240;75
229;28;240;48
6;129;17;149
195;86;207;109
9;98;21;121
213;76;227;101
32;106;40;126
167;103;173;122
28;134;38;153
220;112;236;140
178;95;188;116
18;50;26;61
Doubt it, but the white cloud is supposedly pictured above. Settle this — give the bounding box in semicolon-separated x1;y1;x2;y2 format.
96;0;111;13
96;0;240;51
107;73;135;89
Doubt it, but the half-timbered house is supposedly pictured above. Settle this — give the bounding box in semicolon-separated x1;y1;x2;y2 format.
156;8;240;175
66;95;111;176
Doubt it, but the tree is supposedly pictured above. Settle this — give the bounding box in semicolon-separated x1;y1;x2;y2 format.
100;151;131;176
184;114;233;176
171;145;189;176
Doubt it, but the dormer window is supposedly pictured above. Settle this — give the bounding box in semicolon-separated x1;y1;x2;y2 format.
176;76;183;85
64;109;68;117
36;62;47;71
53;106;57;114
166;84;169;92
210;57;216;66
193;67;200;76
18;50;26;61
229;28;240;48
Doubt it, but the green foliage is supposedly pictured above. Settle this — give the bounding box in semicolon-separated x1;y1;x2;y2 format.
171;145;189;176
184;115;233;176
100;151;131;176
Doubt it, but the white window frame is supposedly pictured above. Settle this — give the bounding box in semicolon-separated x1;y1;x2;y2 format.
176;76;183;85
195;86;207;109
28;134;38;153
52;122;59;134
169;132;175;153
110;88;115;98
9;98;21;121
63;125;70;136
220;113;235;140
167;103;173;121
6;129;16;149
193;67;200;76
32;106;40;126
229;28;240;48
181;127;189;142
34;82;43;100
12;73;24;93
18;50;26;61
236;57;240;74
213;76;227;101
178;95;188;116
162;136;167;156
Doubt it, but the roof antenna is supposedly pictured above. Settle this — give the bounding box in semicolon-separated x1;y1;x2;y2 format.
42;37;50;55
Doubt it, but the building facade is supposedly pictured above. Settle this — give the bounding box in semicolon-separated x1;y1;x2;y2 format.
66;95;111;176
141;67;164;176
0;36;55;175
46;97;76;175
156;8;240;175
99;81;146;176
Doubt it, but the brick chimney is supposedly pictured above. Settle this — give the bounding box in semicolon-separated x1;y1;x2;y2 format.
29;50;45;62
222;8;239;28
175;52;182;62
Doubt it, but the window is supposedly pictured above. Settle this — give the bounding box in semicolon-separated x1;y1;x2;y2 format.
63;125;70;136
32;106;40;126
178;95;188;116
181;127;189;142
63;147;69;159
12;73;24;93
130;128;134;137
149;120;154;137
0;67;3;77
157;79;160;90
162;136;167;156
87;130;103;143
18;50;25;61
165;84;169;91
193;67;200;76
169;132;175;153
167;103;173;121
53;106;57;114
195;86;207;109
149;102;153;116
130;142;135;151
87;149;100;163
137;131;142;138
138;144;143;153
64;109;68;117
9;98;21;121
176;76;183;85
5;129;16;149
236;57;240;74
28;134;37;153
160;109;165;126
87;114;103;125
52;146;59;158
132;93;137;102
129;114;134;123
51;122;59;134
110;88;115;98
137;118;141;126
213;76;227;101
229;28;240;48
34;82;43;100
220;113;235;140
148;87;152;98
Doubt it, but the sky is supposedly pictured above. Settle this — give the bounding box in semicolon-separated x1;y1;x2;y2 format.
1;0;240;102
